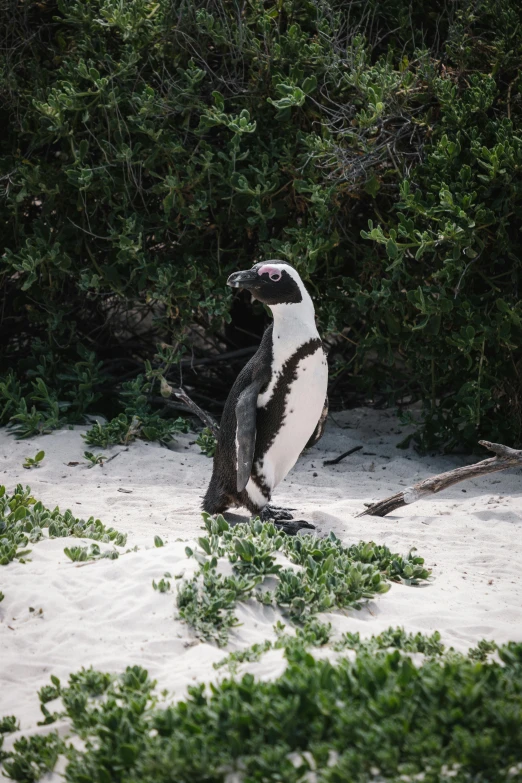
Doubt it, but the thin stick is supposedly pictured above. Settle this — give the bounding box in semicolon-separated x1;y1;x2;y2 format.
323;445;363;466
357;440;522;517
173;387;220;438
104;448;128;464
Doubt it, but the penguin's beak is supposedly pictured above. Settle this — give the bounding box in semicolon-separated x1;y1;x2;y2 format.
227;269;259;290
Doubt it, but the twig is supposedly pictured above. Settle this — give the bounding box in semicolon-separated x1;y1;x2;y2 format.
173;387;220;437
105;449;128;464
357;440;522;517
323;445;363;466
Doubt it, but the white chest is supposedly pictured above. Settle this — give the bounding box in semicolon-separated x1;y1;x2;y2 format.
256;343;328;490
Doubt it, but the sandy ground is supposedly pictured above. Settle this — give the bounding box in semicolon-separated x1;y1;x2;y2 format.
1;407;522;752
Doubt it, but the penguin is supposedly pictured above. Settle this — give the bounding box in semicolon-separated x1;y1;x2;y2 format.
203;260;328;534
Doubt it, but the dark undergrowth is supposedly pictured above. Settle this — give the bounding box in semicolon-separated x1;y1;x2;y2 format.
1;0;522;451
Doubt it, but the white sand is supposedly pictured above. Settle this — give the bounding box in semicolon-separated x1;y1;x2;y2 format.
1;408;522;748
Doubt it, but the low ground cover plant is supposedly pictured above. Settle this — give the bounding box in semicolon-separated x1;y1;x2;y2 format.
195;427;217;458
2;639;521;782
176;514;430;646
63;543;120;562
0;484;127;566
214;623;447;673
82;451;108;468
82;376;191;448
22;452;45;470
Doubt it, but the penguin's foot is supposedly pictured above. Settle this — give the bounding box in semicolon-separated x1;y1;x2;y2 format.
260;505;294;522
259;505;315;535
274;519;315;536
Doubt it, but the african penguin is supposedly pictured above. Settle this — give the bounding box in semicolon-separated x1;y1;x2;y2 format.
203;260;328;534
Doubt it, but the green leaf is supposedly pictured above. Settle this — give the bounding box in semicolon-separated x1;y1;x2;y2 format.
302;75;317;94
386;238;398;259
198;537;211;555
364;173;381;198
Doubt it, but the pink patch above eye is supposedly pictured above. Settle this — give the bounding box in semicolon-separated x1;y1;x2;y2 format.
257;264;282;282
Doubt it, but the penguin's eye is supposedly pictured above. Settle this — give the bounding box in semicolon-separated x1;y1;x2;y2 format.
257;264;282;282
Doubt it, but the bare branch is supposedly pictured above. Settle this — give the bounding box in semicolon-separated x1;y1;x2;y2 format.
173;387;220;438
323;445;363;466
357;440;522;517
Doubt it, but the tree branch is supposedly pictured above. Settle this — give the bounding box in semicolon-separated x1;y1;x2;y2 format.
173;387;220;438
357;440;522;517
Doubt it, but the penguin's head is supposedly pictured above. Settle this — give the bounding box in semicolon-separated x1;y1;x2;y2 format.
227;261;304;305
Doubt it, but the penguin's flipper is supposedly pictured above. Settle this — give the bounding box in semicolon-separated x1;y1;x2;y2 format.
235;379;265;493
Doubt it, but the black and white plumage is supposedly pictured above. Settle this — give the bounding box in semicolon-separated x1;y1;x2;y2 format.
203;261;328;533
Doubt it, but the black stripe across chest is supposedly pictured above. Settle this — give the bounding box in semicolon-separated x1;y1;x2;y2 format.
253;337;322;460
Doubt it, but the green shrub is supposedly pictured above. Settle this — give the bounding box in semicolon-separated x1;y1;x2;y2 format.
1;0;521;449
3;643;522;781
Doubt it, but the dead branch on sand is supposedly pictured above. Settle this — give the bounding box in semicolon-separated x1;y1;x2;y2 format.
323;445;363;466
357;440;522;518
173;387;220;438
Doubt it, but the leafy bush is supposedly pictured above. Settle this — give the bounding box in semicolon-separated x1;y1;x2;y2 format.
1;0;522;449
3;642;522;781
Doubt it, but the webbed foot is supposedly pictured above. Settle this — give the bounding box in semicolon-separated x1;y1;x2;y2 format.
274;519;315;536
260;505;315;535
260;505;294;521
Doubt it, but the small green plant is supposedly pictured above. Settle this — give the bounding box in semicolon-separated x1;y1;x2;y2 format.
0;716;18;734
215;618;334;671
83;376;190;448
83;415;139;448
468;638;498;661
23;451;45;469
214;639;273;671
5;380;65;438
0;484;127;565
0;348;104;436
154;535;164;548
64;543;119;562
333;627;445;656
83;451;107;468
152;578;171;593
38;676;61;704
196;427;217;458
177;564;262;646
1;730;65;777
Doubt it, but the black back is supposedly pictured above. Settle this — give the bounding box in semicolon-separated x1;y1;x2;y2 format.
203;324;273;514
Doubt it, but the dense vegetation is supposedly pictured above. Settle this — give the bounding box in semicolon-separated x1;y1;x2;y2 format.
2;641;522;781
1;0;522;449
